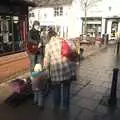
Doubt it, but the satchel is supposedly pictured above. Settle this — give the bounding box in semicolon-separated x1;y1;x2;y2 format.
61;39;77;61
61;39;72;58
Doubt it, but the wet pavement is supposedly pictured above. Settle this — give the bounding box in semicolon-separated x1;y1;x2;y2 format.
0;45;120;120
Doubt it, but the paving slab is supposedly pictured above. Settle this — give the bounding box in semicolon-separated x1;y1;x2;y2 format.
0;45;120;120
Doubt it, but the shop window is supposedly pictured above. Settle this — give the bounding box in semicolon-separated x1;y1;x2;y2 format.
111;21;118;37
0;16;25;56
32;13;35;17
29;13;35;17
29;13;31;17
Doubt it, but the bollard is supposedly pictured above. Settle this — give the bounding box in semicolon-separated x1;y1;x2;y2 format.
80;48;84;59
108;68;119;106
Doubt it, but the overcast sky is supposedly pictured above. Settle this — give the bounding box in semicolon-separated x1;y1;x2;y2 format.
87;0;120;16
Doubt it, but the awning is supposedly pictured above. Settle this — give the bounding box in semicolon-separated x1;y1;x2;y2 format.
0;0;36;7
0;0;36;15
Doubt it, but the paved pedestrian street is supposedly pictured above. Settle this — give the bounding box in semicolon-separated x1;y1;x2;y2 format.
0;45;120;120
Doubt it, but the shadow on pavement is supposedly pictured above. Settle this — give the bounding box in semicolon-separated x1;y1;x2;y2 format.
0;98;77;120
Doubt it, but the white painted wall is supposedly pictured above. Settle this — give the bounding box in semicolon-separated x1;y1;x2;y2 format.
38;7;54;26
67;0;82;38
29;8;40;29
101;18;106;35
118;22;120;33
36;6;70;26
107;20;112;35
29;0;120;39
29;2;82;39
29;6;71;37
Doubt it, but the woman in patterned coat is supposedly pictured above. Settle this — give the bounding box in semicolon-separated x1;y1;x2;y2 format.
44;30;76;111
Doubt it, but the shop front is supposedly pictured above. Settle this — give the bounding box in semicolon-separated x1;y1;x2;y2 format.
0;0;35;81
101;16;120;40
0;0;35;56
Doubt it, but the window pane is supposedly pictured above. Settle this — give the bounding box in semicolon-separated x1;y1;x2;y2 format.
32;13;34;17
60;7;63;11
54;7;63;16
29;13;31;17
57;11;59;16
0;16;25;56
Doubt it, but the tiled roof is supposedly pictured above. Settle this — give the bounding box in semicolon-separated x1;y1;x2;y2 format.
32;0;73;7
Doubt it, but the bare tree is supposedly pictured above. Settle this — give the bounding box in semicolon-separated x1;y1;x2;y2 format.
80;0;102;35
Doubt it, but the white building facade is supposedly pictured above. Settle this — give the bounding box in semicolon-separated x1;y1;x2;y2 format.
29;0;120;40
84;0;120;39
29;0;82;39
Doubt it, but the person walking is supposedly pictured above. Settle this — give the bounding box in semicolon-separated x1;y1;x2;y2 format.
43;30;77;111
27;21;45;109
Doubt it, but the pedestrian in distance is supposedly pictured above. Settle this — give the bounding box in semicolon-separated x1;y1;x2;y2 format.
74;38;81;63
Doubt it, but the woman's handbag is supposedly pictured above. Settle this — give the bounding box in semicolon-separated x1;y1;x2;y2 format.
27;41;39;54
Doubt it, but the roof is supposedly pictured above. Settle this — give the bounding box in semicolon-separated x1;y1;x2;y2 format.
0;0;36;7
105;16;120;19
32;0;73;7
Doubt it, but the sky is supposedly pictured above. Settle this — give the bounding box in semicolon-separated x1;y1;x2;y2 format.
87;0;120;17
